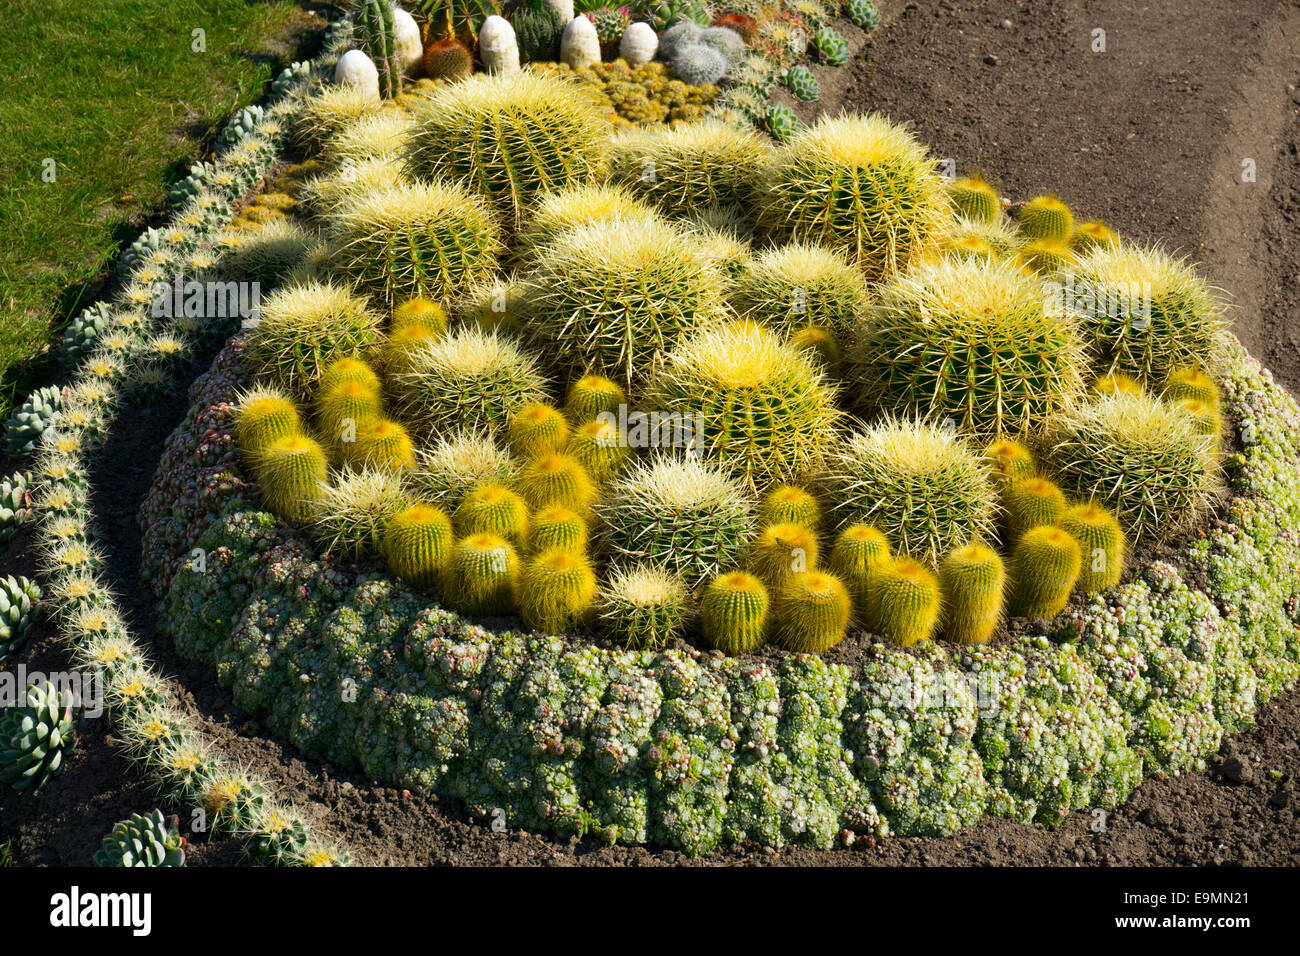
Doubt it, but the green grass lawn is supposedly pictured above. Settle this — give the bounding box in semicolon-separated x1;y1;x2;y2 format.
0;0;319;418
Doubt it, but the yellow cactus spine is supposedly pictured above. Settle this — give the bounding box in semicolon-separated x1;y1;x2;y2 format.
508;403;571;460
771;570;851;653
392;298;448;336
1009;525;1082;619
759;485;822;533
983;438;1036;485
516;453;597;516
1163;366;1220;409
234;388;303;459
383;323;438;377
317;355;382;397
748;522;819;589
1004;476;1068;540
520;548;598;633
700;570;769;655
938;543;1005;644
1017;194;1074;241
454;482;531;550
1058;502;1125;593
254;435;328;523
866;557;941;647
828;524;890;623
947;175;1001;223
381;503;454;588
565;418;628;484
563;374;626;424
527;505;588;555
441;533;519;616
350;418;416;474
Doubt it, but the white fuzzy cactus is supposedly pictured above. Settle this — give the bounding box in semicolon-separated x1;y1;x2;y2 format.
619;22;658;67
545;0;575;24
479;15;522;76
561;16;600;68
334;49;381;102
392;7;424;74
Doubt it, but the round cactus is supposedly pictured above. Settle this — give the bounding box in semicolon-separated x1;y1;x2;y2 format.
442;533;520;616
771;570;850;653
849;256;1085;437
866;557;941;647
0;576;40;664
828;523;890;623
592;563;691;655
938;543;1005;644
1172;397;1222;442
672;43;729;85
508;403;570;459
520;547;597;633
393;298;449;336
5;386;63;458
312;467;407;559
589;6;631;57
528;504;589;554
381;503;455;588
224;218;318;288
607;120;769;215
648;321;841;488
233;387;303;460
423;37;473;80
0;682;76;792
522;216;727;391
248;810;311;867
983;438;1036;485
730;242;868;339
383;323;439;377
201;773;267;835
514;183;657;266
1064;243;1226;381
350;418;416;475
1162;365;1220;408
560;14;601;68
403;71;609;230
759;484;822;532
1003;476;1068;540
1043;391;1219;541
295;83;380;153
619;21;659;66
1016;194;1074;240
513;8;564;64
410;428;519;506
1070;220;1120;252
946;176;1001;223
94;810;186;867
248;281;384;398
1093;372;1145;397
1018;237;1076;275
788;325;842;374
325;108;415;167
1058;501;1125;594
454;482;531;549
820;418;998;565
595;456;756;588
700;570;769;655
517;453;598;517
758;113;950;281
317;381;383;458
565;418;628;484
389;327;549;440
253;434;328;522
1009;525;1081;620
564;374;626;425
317;354;382;398
749;522;819;588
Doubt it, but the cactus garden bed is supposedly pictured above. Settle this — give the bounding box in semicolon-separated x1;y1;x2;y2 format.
5;0;1300;865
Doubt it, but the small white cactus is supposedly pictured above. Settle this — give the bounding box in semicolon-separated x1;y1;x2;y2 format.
561;16;600;69
619;22;658;67
545;0;576;24
479;15;522;76
334;49;381;102
392;8;424;75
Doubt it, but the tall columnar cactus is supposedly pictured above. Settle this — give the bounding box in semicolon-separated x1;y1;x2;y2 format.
0;683;77;792
1009;525;1081;619
1;576;40;663
454;482;531;549
730;242;868;339
983;438;1036;485
700;570;769;655
946;176;1001;223
749;522;819;588
517;453;597;517
520;547;597;633
253;434;329;523
596;564;688;649
649;321;841;488
528;504;588;554
1057;502;1125;594
479;15;522;75
359;0;402;99
819;418;998;565
560;14;601;68
849;256;1085;437
6;386;63;457
508;403;570;459
1003;476;1068;540
442;533;519;616
94;811;186;867
771;570;851;653
1064;244;1226;381
382;503;455;588
865;557;941;647
759;485;822;532
938;543;1004;644
758;113;951;281
608;120;770;216
416;0;499;45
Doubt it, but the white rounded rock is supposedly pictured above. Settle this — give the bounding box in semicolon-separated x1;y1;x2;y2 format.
479;15;522;76
545;0;575;25
619;21;658;67
560;16;600;69
334;49;381;101
392;8;424;75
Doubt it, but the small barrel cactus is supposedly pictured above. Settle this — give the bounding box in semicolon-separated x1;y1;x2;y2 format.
759;485;822;532
509;403;570;459
784;64;820;101
0;576;40;664
423;37;474;79
1;472;32;550
455;482;531;549
749;522;819;589
565;419;628;484
983;437;1036;485
94;810;186;867
846;0;881;30
589;6;631;59
772;570;851;653
813;26;850;66
1163;366;1220;408
701;570;769;655
672;43;729;85
1;682;77;792
1003;476;1068;540
442;533;519;616
528;504;588;554
1015;194;1074;241
828;523;890;623
382;503;455;588
253;434;329;523
1009;525;1081;619
520;547;598;633
517;453;597;517
947;176;1001;223
596;564;688;649
866;557;941;647
761;103;800;143
5;385;63;457
60;302;111;368
938;543;1005;644
1058;502;1125;593
564;374;626;425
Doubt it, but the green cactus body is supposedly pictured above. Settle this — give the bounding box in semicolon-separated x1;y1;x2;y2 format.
788;325;842;374
254;435;328;523
846;0;881;29
1016;194;1074;240
1163;366;1220;408
393;299;450;336
517;453;597;517
454;482;530;549
1009;525;1081;620
422;38;474;80
0;682;77;792
938;543;1005;644
1070;220;1119;252
596;564;688;649
1059;502;1125;594
1019;237;1075;275
749;522;819;589
248;811;310;867
769;570;848;652
94;811;186;867
383;324;438;379
784;64;820;101
442;533;520;616
700;570;769;654
520;547;597;633
947;176;1001;223
866;557;941;647
528;505;589;554
590;6;631;56
564;374;626;425
60;303;111;368
1172;398;1222;443
762;104;800;143
509;403;570;460
1004;476;1068;540
983;438;1036;485
813;26;849;66
828;523;890;623
361;0;402;99
382;503;455;588
608;120;770;215
318;355;382;397
730;241;868;339
0;576;40;663
235;391;303;458
202;774;267;835
759;484;822;532
1;473;32;552
512;8;564;64
347;418;415;475
318;381;382;457
566;419;628;485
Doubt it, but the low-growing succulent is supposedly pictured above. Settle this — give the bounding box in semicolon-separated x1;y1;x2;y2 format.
846;0;881;30
0;683;77;792
938;543;1005;644
1;472;31;550
1008;525;1081;619
700;570;769;654
761;103;800;143
813;26;849;66
784;65;820;101
865;557;941;646
6;386;63;457
94;810;186;867
60;303;111;368
0;575;40;663
382;502;455;588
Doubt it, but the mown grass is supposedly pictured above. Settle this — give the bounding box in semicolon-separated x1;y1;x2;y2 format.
0;0;319;418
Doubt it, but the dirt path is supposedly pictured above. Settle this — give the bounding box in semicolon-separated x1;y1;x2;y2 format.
4;1;1300;866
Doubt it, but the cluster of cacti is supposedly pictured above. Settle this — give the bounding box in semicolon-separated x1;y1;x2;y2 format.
94;810;186;867
6;386;63;457
784;64;820;100
0;576;40;663
534;59;719;127
0;683;77;792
